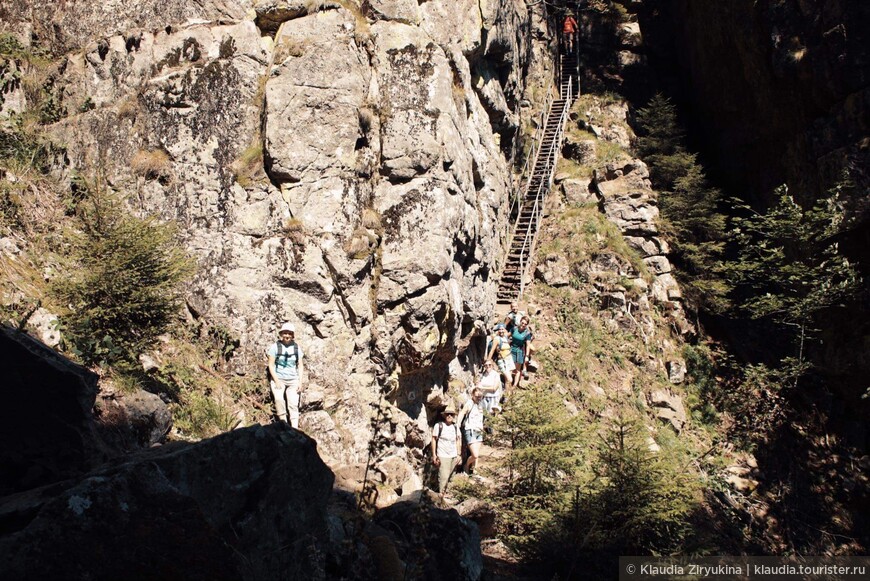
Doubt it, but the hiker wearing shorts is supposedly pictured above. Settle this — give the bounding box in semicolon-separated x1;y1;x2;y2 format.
458;388;485;475
510;316;534;388
487;323;514;386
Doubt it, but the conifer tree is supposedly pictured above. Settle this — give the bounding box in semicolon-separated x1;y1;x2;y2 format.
728;184;861;380
491;384;585;549
52;184;193;366
585;416;698;555
634;94;730;311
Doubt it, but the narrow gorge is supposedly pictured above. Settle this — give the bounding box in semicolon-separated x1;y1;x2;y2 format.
1;1;867;579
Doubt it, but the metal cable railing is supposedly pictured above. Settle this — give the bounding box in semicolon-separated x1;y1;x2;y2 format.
497;47;578;303
515;81;573;300
506;91;554;235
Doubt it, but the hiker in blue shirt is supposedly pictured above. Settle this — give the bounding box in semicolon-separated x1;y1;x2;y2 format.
510;315;534;388
267;322;305;428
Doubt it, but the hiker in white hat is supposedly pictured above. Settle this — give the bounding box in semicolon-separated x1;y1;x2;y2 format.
267;322;305;428
430;404;462;495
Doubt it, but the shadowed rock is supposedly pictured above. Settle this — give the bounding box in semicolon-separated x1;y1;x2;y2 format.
0;424;334;581
0;325;108;496
374;498;483;580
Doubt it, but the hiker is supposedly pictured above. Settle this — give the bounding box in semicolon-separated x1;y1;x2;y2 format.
487;323;514;386
477;359;503;414
267;322;305;428
510;315;534;388
457;388;485;476
504;301;526;333
430;404;462;494
562;13;578;53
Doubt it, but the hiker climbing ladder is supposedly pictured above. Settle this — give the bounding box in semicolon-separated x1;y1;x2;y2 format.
497;51;578;304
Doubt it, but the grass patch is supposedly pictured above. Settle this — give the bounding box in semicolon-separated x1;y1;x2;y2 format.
152;331;268;440
131;148;171;180
537;205;648;279
231;143;264;188
273;36;307;63
556;156;593;180
361;208;382;231
336;0;371;43
116;96;140;120
596;140;627;164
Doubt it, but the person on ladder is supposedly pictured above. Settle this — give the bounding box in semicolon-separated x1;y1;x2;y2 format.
562;12;578;54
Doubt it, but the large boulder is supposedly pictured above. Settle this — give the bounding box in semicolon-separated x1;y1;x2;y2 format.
647;389;687;433
94;389;173;451
374;499;483;580
0;326;108;496
0;424;335;581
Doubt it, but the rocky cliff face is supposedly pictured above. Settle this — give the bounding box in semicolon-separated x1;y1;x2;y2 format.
641;0;869;204
2;0;556;468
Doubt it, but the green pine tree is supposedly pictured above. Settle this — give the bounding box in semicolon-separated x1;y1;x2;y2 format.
491;384;586;550
728;184;861;381
52;184;194;366
634;94;730;312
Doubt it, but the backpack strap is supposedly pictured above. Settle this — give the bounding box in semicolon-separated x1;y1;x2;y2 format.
275;341;298;365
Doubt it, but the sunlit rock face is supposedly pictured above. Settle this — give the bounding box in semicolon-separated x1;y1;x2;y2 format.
28;0;542;461
0;0;254;55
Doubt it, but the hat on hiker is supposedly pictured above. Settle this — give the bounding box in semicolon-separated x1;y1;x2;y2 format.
443;404;457;415
494;323;506;330
279;322;295;334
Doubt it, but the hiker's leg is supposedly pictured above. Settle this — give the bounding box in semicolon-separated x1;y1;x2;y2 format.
286;378;301;428
438;456;456;492
511;347;525;387
466;441;482;472
270;379;288;422
497;357;512;386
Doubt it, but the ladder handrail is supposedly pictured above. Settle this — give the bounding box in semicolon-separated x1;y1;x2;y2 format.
517;82;572;300
498;54;577;303
503;90;556;271
508;90;554;224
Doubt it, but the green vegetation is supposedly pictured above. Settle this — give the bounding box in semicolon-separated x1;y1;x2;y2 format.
580;416;700;553
538;205;649;282
634;94;862;467
531;415;699;579
487;386;701;575
473;190;710;570
0;116;56;172
230;143;264;187
50;183;194;367
489;385;585;551
635;93;730;312
728;185;860;379
555;156;593;179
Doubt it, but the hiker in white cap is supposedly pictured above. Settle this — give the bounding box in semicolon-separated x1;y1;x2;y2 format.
267;322;305;428
430;404;462;494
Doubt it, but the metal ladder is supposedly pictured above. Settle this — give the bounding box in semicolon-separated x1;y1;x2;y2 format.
496;52;578;304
